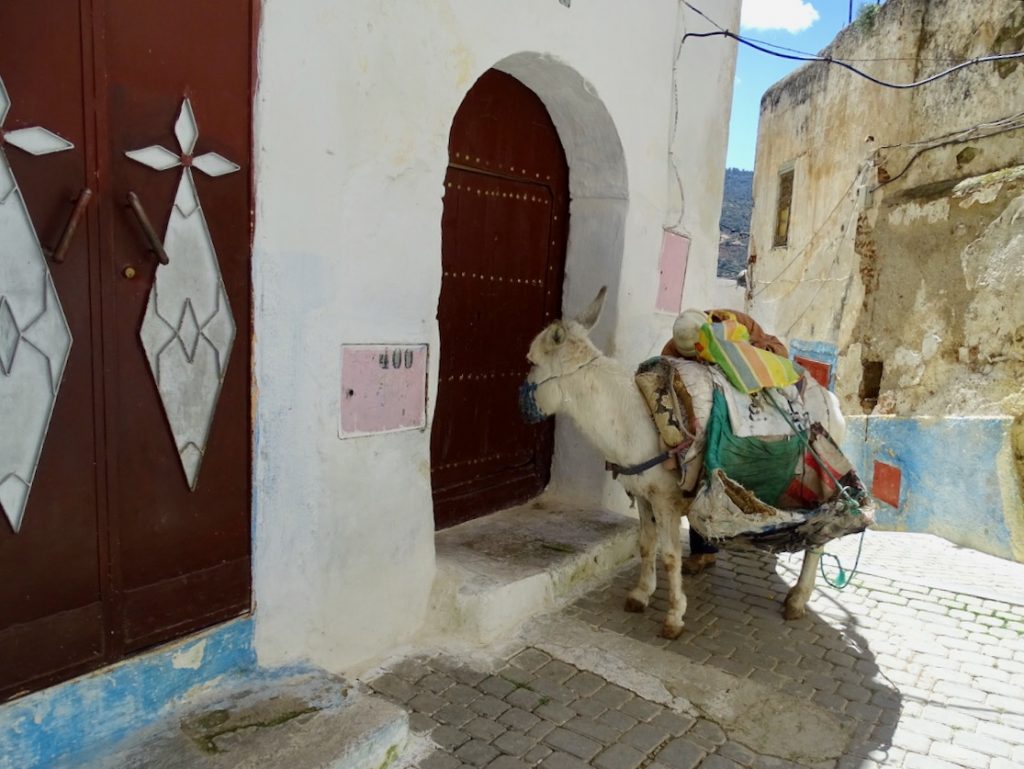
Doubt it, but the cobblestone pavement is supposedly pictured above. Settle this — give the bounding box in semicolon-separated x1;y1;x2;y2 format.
368;530;1024;769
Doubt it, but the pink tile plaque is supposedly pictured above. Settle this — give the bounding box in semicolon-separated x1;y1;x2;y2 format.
340;344;428;437
655;230;690;314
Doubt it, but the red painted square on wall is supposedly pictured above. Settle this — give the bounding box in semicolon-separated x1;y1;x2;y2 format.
793;355;832;390
872;460;901;508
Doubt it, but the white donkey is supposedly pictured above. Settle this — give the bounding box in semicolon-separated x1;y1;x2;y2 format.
522;288;841;638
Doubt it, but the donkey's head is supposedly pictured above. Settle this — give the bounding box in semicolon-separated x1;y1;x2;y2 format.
519;287;607;423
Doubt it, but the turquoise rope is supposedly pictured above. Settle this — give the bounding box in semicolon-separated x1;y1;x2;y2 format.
818;530;866;589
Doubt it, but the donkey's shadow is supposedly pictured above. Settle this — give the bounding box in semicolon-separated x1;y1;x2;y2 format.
570;543;901;766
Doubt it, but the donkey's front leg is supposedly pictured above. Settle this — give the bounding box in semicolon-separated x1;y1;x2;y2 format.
625;498;658;613
784;547;822;620
655;500;686;638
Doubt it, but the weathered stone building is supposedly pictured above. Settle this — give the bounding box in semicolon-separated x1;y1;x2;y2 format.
748;0;1024;559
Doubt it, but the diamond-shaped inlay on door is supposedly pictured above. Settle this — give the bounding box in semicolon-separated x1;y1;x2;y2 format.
0;297;20;373
127;98;238;489
0;75;74;532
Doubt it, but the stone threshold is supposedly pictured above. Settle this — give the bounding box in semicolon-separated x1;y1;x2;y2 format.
423;500;638;646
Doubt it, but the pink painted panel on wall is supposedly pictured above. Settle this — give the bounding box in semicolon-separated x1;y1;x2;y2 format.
656;230;690;313
340;344;428;437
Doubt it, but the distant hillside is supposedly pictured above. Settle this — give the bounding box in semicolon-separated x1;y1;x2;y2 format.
718;167;752;279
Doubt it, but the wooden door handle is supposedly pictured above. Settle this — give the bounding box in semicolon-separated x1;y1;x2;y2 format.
125;191;170;265
46;188;93;263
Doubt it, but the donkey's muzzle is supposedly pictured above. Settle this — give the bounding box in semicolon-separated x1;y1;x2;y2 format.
518;380;548;424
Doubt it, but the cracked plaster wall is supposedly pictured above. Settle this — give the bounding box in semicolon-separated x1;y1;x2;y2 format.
749;0;1024;420
748;0;1024;558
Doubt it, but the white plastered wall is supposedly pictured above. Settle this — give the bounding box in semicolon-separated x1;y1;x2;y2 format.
673;3;746;318
251;0;740;671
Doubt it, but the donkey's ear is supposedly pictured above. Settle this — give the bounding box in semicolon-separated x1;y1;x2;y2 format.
575;286;607;331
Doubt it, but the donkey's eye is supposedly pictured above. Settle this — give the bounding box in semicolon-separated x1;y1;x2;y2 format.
552;326;565;344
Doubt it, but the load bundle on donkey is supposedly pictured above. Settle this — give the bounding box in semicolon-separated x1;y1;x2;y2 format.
520;287;874;638
634;332;874;554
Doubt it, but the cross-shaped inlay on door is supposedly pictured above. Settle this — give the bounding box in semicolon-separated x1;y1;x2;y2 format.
126;98;239;489
0;74;74;533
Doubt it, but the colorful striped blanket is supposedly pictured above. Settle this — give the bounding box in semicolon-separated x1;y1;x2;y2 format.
696;317;802;394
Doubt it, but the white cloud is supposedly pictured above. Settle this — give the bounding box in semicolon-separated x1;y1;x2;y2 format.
741;0;820;33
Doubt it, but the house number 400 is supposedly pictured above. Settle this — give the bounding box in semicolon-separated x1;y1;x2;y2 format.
378;349;415;370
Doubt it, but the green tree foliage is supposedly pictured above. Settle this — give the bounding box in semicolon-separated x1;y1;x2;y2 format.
717;167;752;278
855;3;880;34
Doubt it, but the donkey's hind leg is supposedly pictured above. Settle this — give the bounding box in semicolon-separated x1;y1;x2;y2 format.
625;498;658;613
681;528;717;574
784;547;822;620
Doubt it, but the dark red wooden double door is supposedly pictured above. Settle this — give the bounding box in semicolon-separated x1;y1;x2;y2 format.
431;70;569;528
0;1;253;701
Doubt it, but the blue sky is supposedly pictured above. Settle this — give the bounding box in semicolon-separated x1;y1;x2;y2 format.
724;0;867;169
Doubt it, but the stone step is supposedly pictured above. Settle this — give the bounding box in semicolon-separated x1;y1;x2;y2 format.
64;668;408;769
426;502;638;644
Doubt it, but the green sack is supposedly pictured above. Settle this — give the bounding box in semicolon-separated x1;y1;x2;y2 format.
703;390;804;506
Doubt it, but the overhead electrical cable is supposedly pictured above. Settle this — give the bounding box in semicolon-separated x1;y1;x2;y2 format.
735;34;967;64
679;0;1024;91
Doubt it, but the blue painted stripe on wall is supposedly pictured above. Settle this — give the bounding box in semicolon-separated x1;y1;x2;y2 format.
789;339;838;390
843;415;1015;560
0;617;256;769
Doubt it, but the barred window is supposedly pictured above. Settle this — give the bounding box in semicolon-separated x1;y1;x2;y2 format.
773;167;794;247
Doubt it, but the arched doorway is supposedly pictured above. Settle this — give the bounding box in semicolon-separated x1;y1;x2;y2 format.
431;69;569;529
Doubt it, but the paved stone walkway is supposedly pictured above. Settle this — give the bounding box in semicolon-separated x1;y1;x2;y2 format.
368;530;1024;769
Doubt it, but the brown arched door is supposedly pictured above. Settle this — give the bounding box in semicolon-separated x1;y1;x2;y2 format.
431;70;569;529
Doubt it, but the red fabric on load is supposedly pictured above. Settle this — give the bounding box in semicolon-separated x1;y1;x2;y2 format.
777;426;851;510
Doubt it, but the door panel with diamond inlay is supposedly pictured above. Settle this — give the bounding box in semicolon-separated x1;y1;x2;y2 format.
0;2;106;701
103;0;253;653
0;0;254;701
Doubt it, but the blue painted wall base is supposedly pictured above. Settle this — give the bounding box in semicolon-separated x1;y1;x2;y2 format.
0;618;257;769
843;415;1024;563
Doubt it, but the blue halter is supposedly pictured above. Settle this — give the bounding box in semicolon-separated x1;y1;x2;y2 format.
518;381;548;424
518;356;601;425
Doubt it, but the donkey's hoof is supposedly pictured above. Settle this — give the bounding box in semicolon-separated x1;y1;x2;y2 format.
783;594;807;620
681;553;716;575
659;622;684;640
624;596;647;613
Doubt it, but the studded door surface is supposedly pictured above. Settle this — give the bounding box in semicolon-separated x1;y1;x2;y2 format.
431;70;568;529
0;1;253;700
